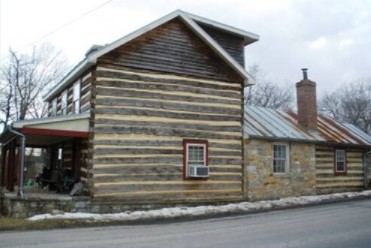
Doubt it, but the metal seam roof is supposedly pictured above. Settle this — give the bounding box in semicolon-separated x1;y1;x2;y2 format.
244;105;371;147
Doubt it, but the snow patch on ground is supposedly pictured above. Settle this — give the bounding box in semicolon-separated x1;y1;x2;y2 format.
28;190;371;221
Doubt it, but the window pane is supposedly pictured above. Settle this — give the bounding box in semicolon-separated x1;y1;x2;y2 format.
187;144;205;166
62;91;67;115
336;162;345;171
73;82;81;114
273;144;287;173
52;98;57;116
335;150;346;172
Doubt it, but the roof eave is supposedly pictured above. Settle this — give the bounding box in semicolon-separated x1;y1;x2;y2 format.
179;13;255;86
90;10;182;61
12;112;91;129
181;10;260;45
43;58;96;102
44;11;184;102
244;135;371;148
45;10;258;100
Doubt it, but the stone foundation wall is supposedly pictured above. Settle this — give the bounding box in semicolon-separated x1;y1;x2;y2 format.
3;194;232;218
3;194;90;218
244;139;316;201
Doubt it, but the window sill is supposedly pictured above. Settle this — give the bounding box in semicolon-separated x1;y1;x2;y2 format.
334;171;347;176
273;173;290;177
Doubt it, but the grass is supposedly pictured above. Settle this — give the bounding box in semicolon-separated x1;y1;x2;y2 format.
0;216;155;231
0;216;104;231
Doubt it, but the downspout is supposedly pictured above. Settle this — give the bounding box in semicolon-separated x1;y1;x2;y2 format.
8;126;26;199
363;150;371;189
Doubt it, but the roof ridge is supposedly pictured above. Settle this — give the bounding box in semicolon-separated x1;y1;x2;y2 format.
44;10;258;101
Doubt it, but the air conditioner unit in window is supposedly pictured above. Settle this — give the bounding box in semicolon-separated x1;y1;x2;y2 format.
189;165;209;178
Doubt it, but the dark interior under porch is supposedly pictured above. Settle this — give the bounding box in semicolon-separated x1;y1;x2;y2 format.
1;136;86;197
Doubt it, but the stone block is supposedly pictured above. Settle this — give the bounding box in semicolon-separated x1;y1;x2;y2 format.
244;139;316;201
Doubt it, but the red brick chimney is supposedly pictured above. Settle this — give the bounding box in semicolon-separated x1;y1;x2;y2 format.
296;68;317;130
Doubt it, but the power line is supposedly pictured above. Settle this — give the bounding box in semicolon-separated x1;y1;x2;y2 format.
0;0;113;61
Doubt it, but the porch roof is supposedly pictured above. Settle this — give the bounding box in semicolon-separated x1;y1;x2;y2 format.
0;113;90;147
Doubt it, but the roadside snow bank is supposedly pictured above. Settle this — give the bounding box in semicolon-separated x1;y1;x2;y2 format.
28;190;371;221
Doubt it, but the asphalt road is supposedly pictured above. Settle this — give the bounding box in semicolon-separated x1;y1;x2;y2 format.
1;199;371;248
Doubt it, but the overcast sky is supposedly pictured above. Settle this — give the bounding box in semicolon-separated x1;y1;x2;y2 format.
1;0;370;96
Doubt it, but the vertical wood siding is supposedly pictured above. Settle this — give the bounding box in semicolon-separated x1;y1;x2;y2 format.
315;145;364;194
198;23;245;67
91;67;243;203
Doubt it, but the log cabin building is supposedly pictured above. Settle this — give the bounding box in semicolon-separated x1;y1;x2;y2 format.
0;10;259;215
1;11;370;217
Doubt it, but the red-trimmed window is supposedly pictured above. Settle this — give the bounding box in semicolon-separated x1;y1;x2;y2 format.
183;140;208;179
335;149;347;175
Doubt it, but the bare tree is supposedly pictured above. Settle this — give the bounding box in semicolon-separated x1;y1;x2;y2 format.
244;64;294;111
319;79;371;134
0;43;69;129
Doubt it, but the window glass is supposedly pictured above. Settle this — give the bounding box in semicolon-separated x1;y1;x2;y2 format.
335;149;346;173
52;98;57;116
273;144;288;173
61;90;68;115
58;148;63;160
73;81;81;114
188;145;205;166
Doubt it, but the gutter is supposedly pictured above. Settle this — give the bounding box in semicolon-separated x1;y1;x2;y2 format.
364;150;371;189
8;126;26;199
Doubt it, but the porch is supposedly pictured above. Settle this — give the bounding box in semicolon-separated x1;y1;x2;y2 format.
0;114;90;216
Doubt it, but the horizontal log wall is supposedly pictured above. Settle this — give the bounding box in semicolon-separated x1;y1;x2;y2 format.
91;66;243;204
99;18;243;84
315;146;364;194
80;139;90;182
62;142;73;171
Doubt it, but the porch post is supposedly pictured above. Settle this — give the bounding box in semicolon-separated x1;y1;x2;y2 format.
73;139;82;179
8;127;26;198
7;140;16;192
1;145;6;187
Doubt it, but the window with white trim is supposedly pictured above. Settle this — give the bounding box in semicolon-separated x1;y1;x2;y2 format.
335;149;346;173
52;98;57;116
61;90;68;115
273;143;289;174
73;81;81;114
183;140;208;178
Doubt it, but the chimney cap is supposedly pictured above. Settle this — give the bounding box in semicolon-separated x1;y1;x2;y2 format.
301;68;308;80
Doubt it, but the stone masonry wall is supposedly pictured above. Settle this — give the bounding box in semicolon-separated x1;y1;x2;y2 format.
244;139;316;201
3;194;90;218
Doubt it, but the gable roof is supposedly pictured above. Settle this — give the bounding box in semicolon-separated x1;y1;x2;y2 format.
244;105;371;147
44;10;259;101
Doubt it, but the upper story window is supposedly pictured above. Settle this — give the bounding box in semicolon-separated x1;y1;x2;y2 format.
335;149;347;175
183;140;209;179
61;90;68;116
73;81;81;114
273;143;289;174
52;98;57;117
